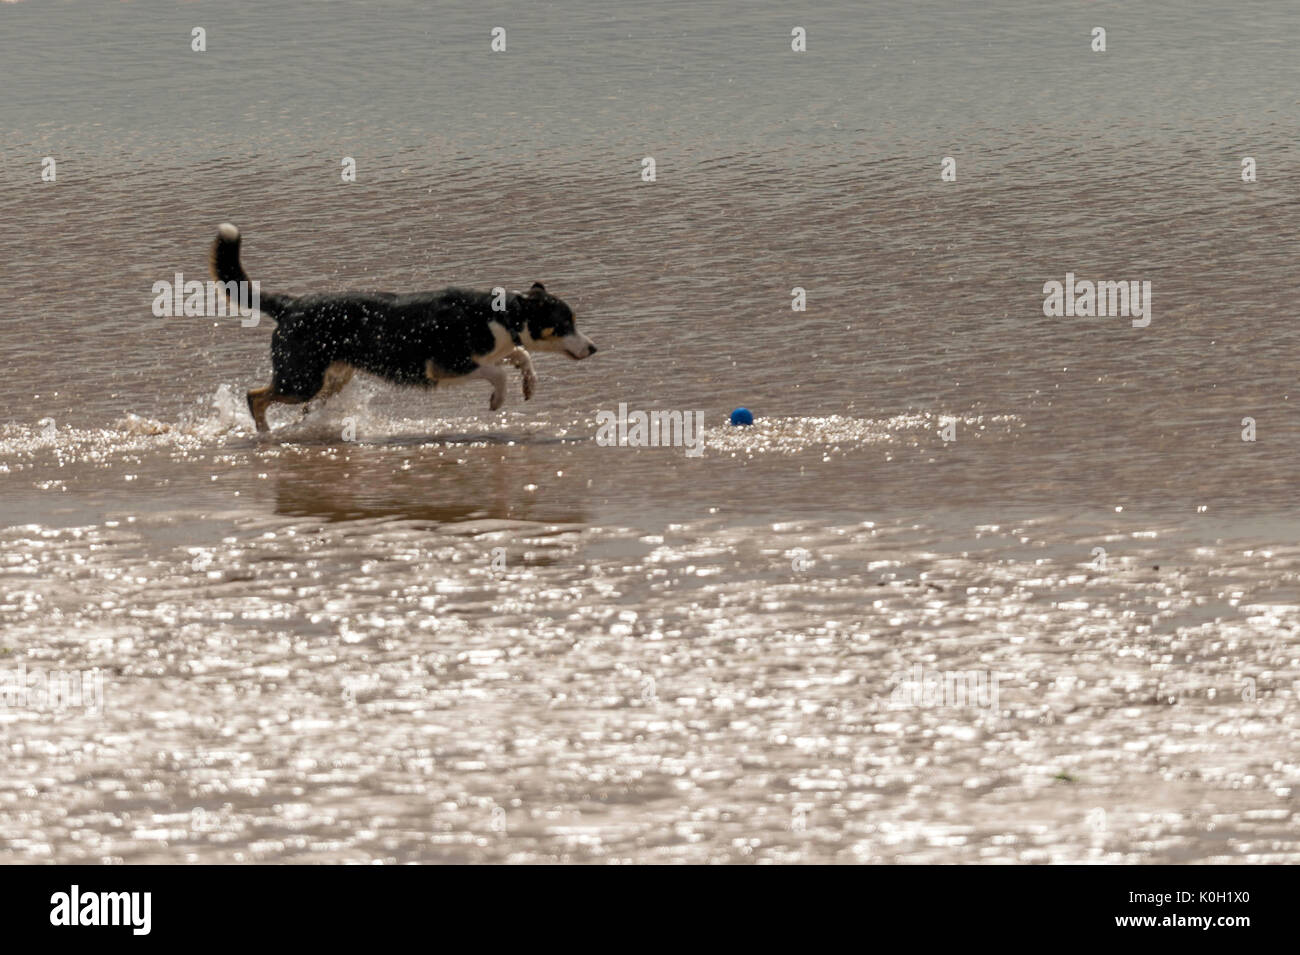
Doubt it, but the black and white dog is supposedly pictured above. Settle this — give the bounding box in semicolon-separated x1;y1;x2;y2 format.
209;223;598;432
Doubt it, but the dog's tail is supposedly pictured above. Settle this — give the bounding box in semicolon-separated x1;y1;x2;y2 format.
209;223;293;320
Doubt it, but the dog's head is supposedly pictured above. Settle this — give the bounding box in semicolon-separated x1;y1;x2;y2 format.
520;283;597;359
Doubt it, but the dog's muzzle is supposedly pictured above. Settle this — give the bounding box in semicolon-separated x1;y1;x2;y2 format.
562;333;598;359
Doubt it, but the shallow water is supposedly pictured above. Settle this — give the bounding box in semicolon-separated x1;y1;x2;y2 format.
1;0;1298;863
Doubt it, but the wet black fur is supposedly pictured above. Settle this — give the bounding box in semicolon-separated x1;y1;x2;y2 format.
211;228;582;401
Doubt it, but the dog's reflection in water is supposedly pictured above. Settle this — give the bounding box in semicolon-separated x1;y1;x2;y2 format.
268;443;588;527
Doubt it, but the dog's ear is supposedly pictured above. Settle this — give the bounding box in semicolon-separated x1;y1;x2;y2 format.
529;281;546;295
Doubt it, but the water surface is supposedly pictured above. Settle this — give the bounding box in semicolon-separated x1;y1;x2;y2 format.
1;0;1298;863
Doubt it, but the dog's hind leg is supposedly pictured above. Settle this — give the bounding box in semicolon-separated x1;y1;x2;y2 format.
469;363;509;411
247;385;275;433
247;385;306;433
300;362;356;419
500;347;537;401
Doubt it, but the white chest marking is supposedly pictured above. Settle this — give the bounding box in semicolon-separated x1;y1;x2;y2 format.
476;321;517;365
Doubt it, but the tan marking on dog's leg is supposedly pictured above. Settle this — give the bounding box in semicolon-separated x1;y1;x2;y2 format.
500;347;537;400
247;385;306;433
247;385;274;433
321;362;355;398
301;362;356;418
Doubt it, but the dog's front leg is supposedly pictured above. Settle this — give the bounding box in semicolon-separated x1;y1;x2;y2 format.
471;363;509;411
500;346;537;400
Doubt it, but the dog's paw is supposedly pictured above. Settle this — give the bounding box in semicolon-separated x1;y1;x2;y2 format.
521;367;537;401
489;391;505;411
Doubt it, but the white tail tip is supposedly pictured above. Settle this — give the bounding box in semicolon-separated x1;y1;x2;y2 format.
217;222;239;241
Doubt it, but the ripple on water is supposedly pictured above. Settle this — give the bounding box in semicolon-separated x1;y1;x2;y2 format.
1;509;1297;862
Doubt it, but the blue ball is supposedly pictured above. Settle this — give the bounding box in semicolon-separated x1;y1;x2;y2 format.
730;407;754;426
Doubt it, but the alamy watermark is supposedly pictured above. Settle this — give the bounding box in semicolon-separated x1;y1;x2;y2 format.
595;403;705;457
0;665;104;716
886;664;1000;710
50;885;150;935
1043;273;1151;328
152;272;261;326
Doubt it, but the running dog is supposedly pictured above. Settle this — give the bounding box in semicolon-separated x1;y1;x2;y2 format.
209;223;598;433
